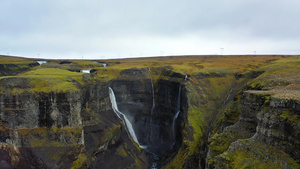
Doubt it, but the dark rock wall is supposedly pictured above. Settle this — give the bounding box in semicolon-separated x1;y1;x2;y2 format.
254;97;300;163
109;68;185;166
210;92;300;168
0;65;299;169
0;91;83;131
0;63;39;76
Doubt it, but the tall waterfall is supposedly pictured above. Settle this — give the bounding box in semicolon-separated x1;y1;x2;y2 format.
108;68;183;169
148;68;156;146
148;68;155;111
172;85;181;148
109;87;140;145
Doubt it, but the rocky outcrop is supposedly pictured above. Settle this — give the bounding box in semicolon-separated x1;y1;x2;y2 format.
0;66;188;168
210;91;300;168
254;96;300;163
0;63;39;76
1;57;300;169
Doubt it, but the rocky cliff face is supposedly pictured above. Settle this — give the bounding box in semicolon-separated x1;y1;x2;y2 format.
0;66;188;169
209;92;300;169
0;55;300;169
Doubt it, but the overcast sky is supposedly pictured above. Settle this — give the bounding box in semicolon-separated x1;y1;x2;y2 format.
1;0;300;59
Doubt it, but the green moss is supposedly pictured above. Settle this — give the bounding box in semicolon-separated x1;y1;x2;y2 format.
170;65;193;74
207;132;236;166
0;68;86;93
198;67;238;75
264;95;271;105
209;133;233;156
217;140;300;169
19;127;83;147
134;156;145;169
71;153;87;169
163;148;187;169
11;68;85;93
94;67;124;81
187;106;204;155
223;101;241;125
21;68;84;83
51;151;64;161
0;56;36;64
280;109;300;126
72;60;104;68
165;72;237;167
98;125;121;149
116;145;128;157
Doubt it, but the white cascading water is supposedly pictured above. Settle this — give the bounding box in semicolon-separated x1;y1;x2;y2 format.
148;68;159;169
148;68;156;144
171;85;181;148
109;87;140;145
37;61;47;65
109;70;182;169
148;68;155;110
81;69;92;74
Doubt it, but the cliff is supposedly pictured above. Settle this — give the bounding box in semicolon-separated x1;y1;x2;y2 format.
0;55;299;169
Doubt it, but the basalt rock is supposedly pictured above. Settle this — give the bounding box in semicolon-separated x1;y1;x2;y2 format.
210;92;300;169
0;61;300;169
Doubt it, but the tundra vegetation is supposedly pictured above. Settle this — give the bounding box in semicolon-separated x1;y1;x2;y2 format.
0;54;299;169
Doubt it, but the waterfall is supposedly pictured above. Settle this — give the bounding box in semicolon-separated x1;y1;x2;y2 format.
171;85;181;148
151;153;160;169
108;69;184;168
148;68;155;109
147;68;160;169
81;69;92;74
37;61;47;65
148;68;156;145
109;87;140;145
108;87;121;118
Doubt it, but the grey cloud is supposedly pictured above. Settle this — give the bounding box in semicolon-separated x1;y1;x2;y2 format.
1;0;300;58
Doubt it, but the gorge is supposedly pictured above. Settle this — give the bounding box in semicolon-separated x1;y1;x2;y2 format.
0;55;299;169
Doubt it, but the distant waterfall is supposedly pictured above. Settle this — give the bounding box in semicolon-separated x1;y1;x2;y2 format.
148;68;155;110
148;68;156;145
172;85;181;148
109;87;140;145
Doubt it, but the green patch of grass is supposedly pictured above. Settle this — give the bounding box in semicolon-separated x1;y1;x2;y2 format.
16;68;84;92
250;56;300;88
187;105;205;155
197;68;238;75
208;132;234;161
71;153;88;169
217;140;300;169
20;68;84;82
116;145;128;157
170;65;194;74
103;55;287;75
19;127;83;147
72;60;104;68
280;110;300;126
0;68;85;93
0;55;36;64
94;67;126;81
163;148;187;169
205;76;235;101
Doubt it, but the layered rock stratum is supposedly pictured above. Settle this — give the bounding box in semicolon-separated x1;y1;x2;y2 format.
0;55;299;169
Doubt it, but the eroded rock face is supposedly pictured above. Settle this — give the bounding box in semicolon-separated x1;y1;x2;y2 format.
211;92;300;168
254;97;300;163
109;68;184;169
0;63;39;76
0;67;187;168
1;64;299;169
0;144;48;169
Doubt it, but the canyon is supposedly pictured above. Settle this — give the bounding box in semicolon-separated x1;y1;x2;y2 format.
0;55;299;169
